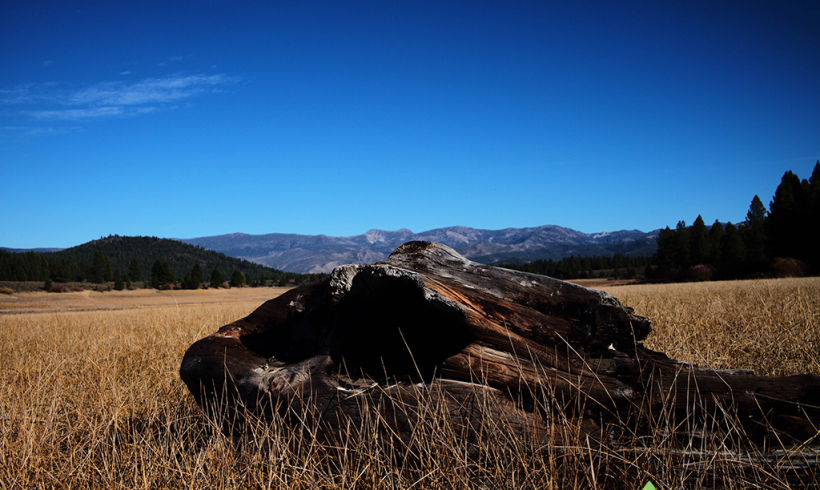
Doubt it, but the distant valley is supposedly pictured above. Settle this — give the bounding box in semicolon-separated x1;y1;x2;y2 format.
179;225;660;273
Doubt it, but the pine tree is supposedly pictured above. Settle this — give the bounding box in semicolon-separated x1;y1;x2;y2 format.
720;223;746;277
673;221;690;267
230;270;246;287
151;261;174;288
151;260;163;289
689;215;710;266
114;270;124;291
708;220;724;264
210;269;224;289
653;226;676;272
128;258;142;282
191;263;204;288
767;171;805;259
807;161;820;273
747;194;768;223
160;262;174;285
742;195;768;270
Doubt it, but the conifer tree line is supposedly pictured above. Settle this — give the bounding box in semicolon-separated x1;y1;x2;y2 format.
500;254;650;280
0;236;326;287
648;161;820;281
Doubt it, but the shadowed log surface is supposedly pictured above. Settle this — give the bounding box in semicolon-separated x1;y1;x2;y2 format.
180;241;820;456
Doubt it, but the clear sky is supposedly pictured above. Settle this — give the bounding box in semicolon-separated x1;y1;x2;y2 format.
1;1;818;248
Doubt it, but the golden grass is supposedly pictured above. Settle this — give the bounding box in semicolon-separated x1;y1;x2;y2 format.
1;278;818;489
606;277;820;377
0;287;290;314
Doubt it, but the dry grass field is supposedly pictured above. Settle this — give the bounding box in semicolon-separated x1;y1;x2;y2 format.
607;278;820;377
0;287;290;315
1;278;818;489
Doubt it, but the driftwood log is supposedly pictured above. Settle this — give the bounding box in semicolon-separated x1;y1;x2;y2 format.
180;241;820;453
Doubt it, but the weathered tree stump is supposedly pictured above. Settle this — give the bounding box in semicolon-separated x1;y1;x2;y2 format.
180;241;820;454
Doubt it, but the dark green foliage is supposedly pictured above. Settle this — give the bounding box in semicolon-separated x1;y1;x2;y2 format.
810;162;820;272
499;253;649;280
210;269;225;288
230;270;246;287
708;220;724;263
689;216;710;266
105;257;113;282
651;161;820;281
0;250;71;282
766;163;819;272
652;227;676;272
151;261;162;289
128;258;142;282
673;221;690;266
720;223;746;276
114;270;124;291
44;277;52;291
0;235;324;286
747;194;768;223
90;251;110;283
742;195;768;271
191;263;204;286
151;261;175;288
182;263;205;289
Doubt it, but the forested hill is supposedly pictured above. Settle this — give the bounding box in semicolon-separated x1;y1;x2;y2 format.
0;235;325;285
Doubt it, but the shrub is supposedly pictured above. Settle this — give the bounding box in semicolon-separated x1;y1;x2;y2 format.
686;264;716;282
770;257;807;277
0;287;14;295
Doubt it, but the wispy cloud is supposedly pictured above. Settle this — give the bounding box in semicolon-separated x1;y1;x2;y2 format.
1;73;238;123
0;83;60;105
68;74;234;106
31;106;126;120
1;125;76;136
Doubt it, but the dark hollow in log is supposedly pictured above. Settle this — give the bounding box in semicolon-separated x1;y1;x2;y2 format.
180;241;820;452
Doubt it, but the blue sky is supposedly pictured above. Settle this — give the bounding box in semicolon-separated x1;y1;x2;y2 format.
1;1;818;248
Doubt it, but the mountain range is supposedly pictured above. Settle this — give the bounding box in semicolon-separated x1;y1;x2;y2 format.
178;225;660;273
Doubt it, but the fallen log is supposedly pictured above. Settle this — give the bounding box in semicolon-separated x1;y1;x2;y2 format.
180;241;820;455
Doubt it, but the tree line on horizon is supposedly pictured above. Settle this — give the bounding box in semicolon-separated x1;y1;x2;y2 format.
499;253;650;280
647;161;819;281
0;235;326;289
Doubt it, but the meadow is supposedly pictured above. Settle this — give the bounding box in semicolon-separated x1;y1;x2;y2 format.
1;278;818;489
